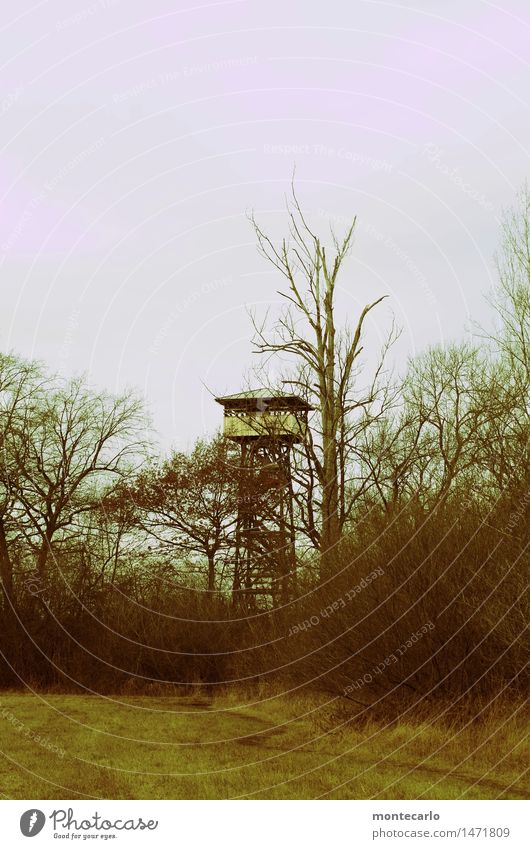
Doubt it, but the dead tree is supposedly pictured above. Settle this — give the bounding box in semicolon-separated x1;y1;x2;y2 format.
250;186;396;577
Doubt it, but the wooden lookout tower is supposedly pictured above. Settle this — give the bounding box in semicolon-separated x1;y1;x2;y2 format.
215;389;313;607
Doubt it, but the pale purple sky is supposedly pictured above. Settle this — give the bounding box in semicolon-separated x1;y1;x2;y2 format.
1;0;529;449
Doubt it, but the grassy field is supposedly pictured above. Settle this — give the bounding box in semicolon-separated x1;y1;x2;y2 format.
0;690;527;800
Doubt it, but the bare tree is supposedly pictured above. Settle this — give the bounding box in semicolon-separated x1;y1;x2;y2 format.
490;184;530;391
0;353;46;602
249;187;396;576
130;435;238;593
476;186;530;495
402;344;488;506
10;376;146;582
353;406;428;517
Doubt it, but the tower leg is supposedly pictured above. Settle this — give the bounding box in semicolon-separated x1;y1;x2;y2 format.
286;446;297;597
232;513;242;607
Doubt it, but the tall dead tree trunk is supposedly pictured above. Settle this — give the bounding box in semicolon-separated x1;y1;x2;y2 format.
207;551;216;593
0;515;13;599
250;185;393;578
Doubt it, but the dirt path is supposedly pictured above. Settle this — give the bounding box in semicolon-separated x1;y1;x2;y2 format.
386;759;530;799
224;707;529;799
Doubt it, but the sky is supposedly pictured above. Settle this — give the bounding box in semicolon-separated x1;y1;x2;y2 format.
1;0;529;450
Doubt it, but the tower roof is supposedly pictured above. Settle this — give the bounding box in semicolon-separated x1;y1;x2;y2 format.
215;388;314;411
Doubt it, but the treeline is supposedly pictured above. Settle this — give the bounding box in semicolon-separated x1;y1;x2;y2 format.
0;189;528;716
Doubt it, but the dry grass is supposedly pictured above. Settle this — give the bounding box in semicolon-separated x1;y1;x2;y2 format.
0;690;527;800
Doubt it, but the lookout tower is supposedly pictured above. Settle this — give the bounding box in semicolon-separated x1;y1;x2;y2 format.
216;390;312;606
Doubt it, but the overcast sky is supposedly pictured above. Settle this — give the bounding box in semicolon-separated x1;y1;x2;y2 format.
1;0;529;450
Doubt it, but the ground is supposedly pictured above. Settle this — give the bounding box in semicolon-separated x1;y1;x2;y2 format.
0;690;527;799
